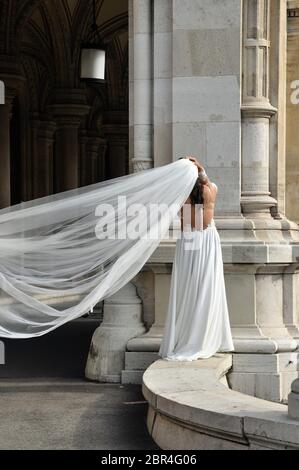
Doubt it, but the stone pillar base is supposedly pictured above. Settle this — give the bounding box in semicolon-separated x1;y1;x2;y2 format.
228;353;299;403
127;326;163;352
85;282;146;383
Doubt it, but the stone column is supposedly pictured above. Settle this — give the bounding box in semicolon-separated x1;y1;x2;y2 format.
286;6;299;223
225;1;299;403
47;89;89;192
84;11;145;381
80;130;107;185
153;0;173;167
54;118;83;192
103;122;129;178
79;130;89;186
130;0;153;172
124;1;174;360
269;0;288;217
241;0;278;217
108;137;127;178
128;0;134;174
30;116;56;198
0;90;13;208
88;134;107;184
0;60;25;207
84;6;150;378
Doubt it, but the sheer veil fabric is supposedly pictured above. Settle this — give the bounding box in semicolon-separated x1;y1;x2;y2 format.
0;158;198;338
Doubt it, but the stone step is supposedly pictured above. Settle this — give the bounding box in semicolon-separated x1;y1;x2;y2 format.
121;370;144;385
125;351;159;371
121;352;159;384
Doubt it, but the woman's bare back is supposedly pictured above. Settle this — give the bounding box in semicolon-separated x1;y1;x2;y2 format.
180;182;218;231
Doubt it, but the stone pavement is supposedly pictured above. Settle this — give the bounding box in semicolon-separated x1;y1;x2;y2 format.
0;379;159;450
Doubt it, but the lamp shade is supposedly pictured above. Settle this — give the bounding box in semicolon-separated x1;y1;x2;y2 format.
80;48;106;81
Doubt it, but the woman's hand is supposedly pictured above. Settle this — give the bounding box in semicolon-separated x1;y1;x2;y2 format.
185;156;204;172
185;155;197;162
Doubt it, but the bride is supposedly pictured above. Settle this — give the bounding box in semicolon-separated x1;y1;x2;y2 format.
158;156;234;361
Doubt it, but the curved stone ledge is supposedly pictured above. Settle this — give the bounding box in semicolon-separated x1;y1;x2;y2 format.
142;354;299;449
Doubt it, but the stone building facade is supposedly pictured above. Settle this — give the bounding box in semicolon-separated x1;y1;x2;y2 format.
1;0;299;404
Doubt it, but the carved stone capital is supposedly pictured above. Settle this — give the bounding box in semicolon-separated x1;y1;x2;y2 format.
47;105;90;128
30;115;56;143
47;88;90;128
86;134;107;157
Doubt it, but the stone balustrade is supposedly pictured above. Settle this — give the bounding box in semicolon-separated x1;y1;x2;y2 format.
143;355;299;449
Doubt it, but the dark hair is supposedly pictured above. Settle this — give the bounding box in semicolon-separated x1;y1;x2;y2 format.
189;177;204;205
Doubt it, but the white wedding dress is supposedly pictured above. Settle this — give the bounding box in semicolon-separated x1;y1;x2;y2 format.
158;217;234;361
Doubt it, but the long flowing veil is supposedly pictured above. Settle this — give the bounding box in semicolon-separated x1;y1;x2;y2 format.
0;158;198;338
